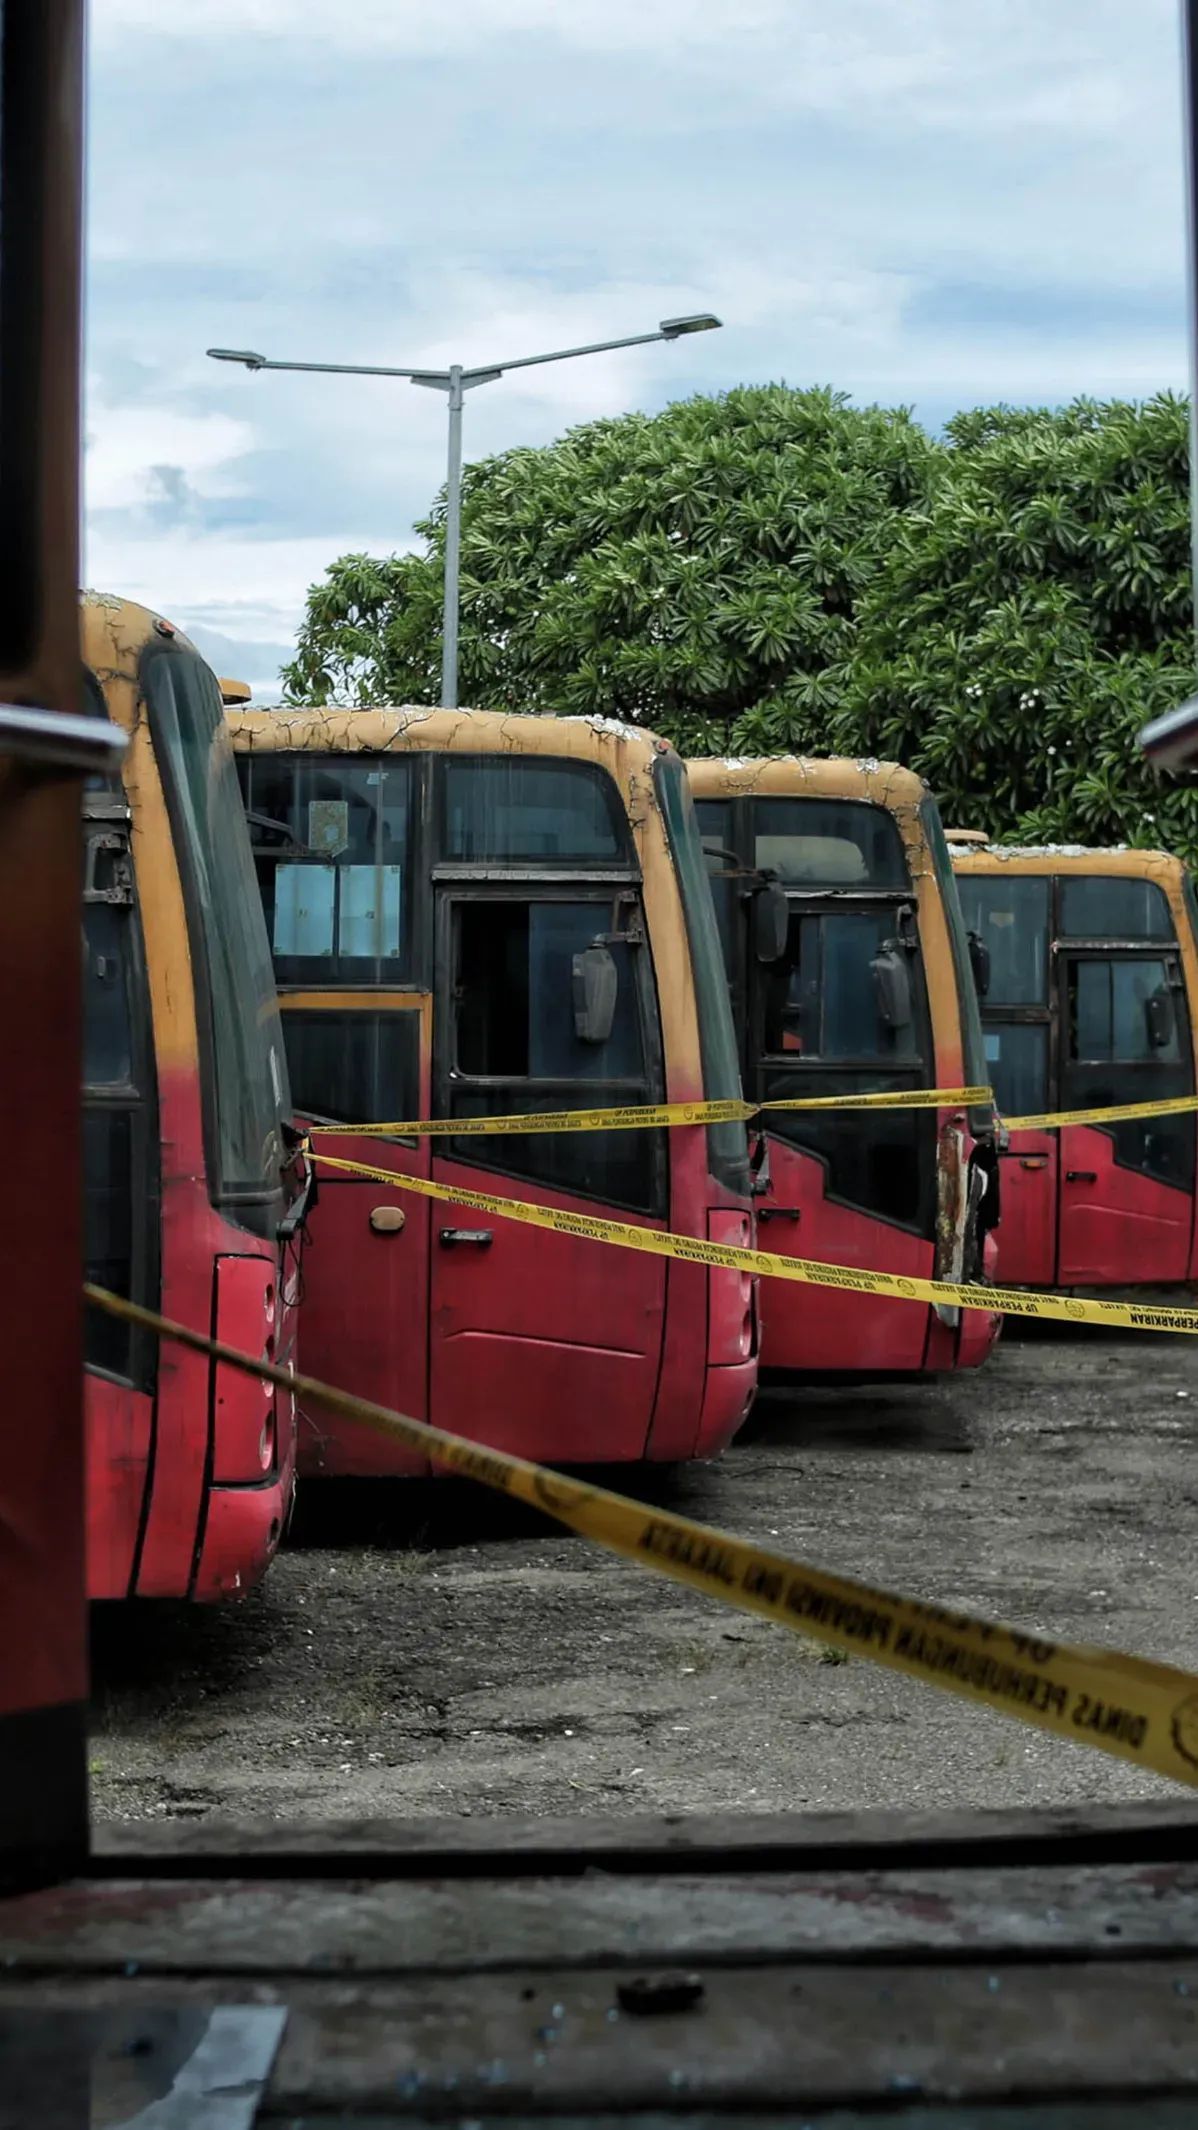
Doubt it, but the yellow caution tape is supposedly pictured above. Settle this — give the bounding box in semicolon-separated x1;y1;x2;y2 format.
313;1146;1198;1335
1006;1094;1198;1131
311;1087;993;1139
309;1086;1198;1140
83;1279;1198;1789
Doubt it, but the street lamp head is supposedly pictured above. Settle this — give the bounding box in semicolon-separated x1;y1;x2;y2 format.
207;346;267;370
658;313;722;339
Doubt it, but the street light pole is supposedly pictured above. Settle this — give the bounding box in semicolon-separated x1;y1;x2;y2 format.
208;314;722;709
442;365;464;709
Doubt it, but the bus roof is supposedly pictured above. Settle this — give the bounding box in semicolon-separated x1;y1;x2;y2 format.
685;755;930;810
949;842;1188;882
227;703;678;780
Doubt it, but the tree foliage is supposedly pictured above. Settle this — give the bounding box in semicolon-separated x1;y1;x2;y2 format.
284;385;1198;858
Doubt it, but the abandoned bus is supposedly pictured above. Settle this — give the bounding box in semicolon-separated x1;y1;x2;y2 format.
232;707;756;1475
689;758;1000;1375
951;840;1198;1291
83;594;303;1599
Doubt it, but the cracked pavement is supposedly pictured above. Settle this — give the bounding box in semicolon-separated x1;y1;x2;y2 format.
88;1325;1198;1822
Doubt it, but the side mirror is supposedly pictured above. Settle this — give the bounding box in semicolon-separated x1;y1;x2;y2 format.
753;881;790;964
573;943;618;1045
871;942;913;1030
1145;988;1176;1050
967;929;991;999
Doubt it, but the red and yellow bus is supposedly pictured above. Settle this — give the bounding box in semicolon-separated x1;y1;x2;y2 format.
83;594;304;1599
951;839;1198;1292
690;758;1000;1375
232;706;757;1473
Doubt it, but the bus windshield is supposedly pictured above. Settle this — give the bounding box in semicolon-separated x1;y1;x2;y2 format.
653;752;749;1192
143;640;290;1219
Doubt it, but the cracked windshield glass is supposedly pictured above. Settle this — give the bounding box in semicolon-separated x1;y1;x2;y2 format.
82;0;1198;1827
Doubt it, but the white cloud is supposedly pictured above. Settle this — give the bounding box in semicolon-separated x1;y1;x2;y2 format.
92;0;1173;143
84;403;253;511
82;528;396;645
93;0;812;60
84;0;1190;689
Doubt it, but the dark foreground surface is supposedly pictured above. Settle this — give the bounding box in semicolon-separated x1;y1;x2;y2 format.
87;1326;1198;1822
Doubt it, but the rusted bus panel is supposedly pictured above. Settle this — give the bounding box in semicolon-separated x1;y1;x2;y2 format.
687;755;998;1377
83;1378;151;1601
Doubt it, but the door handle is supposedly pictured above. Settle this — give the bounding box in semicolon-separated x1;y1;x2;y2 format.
439;1227;494;1248
1065;1170;1097;1183
757;1206;801;1221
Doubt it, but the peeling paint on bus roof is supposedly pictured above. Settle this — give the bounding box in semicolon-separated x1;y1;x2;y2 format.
558;712;656;744
963;842;1131;859
950;844;1192;887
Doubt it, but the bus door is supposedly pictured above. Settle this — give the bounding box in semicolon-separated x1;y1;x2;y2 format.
750;888;937;1372
243;751;432;1475
429;764;668;1460
959;873;1057;1287
1056;942;1195;1286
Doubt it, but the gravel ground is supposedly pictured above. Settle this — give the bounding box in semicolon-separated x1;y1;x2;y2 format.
88;1325;1198;1823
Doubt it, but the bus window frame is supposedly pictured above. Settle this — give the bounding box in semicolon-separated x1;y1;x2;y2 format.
705;793;936;1069
956;872;1056;1119
81;779;159;1398
241;748;436;1005
706;791;938;1239
753;886;938;1241
241;750;425;990
1058;927;1196;1193
433;877;669;1218
438;752;636;871
753;887;931;1075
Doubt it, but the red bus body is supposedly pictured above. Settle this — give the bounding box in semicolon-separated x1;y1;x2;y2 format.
82;597;302;1599
233;708;756;1474
953;844;1198;1293
691;760;1000;1377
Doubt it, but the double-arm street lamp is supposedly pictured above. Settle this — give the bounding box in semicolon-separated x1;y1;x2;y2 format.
208;313;722;709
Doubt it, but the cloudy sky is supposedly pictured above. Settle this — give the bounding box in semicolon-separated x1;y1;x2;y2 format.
88;0;1188;698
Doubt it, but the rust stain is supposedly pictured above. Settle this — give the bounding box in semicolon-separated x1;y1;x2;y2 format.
816;1878;959;1928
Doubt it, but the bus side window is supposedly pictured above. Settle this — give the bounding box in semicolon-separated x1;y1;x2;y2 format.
455;902;643;1081
242;754;415;985
282;1009;421;1130
443;894;662;1213
82;804;155;1386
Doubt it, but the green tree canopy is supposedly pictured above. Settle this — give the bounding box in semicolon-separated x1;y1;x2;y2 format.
827;392;1198;854
283;384;1198;858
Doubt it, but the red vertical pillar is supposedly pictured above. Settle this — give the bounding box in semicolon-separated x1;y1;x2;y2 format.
0;0;91;1889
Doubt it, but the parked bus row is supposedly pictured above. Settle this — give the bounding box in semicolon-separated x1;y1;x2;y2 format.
80;591;1198;1608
